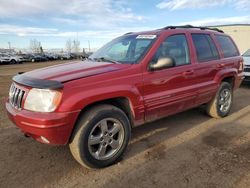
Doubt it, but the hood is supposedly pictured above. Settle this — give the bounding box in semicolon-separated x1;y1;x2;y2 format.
23;60;130;83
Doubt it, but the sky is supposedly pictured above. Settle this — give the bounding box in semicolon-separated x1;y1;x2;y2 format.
0;0;250;50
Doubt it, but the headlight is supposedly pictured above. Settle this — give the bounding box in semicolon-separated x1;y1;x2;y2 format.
24;88;62;112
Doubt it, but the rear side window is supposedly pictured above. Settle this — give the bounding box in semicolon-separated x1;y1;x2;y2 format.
192;34;219;62
215;35;239;58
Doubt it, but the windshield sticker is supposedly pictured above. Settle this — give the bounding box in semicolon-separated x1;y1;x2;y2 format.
136;35;157;39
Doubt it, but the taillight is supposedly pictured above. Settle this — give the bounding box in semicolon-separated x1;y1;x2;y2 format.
239;59;244;72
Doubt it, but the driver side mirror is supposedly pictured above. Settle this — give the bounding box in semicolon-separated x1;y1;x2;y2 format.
149;57;175;71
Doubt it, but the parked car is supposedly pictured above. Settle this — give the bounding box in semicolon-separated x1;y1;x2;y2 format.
31;54;49;62
18;53;34;62
242;49;250;82
59;53;72;60
6;25;244;169
44;53;59;61
0;54;24;64
0;54;10;64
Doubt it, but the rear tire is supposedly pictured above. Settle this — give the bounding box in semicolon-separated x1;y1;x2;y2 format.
69;104;131;169
206;82;233;118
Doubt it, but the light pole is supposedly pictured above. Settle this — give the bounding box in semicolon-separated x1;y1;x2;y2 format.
88;40;91;52
8;42;11;49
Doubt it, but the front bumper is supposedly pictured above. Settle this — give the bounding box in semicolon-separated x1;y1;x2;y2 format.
244;76;250;82
6;102;80;145
243;70;250;81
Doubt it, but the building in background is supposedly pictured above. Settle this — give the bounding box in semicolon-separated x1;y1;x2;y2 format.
214;24;250;54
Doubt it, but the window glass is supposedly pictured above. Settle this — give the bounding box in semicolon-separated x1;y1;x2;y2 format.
90;34;156;64
151;34;190;67
106;41;130;61
192;34;219;62
216;35;239;58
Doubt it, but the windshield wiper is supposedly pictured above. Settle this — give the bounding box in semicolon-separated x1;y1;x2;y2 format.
94;57;120;64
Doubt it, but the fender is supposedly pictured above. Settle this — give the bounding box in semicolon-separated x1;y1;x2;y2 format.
58;83;145;125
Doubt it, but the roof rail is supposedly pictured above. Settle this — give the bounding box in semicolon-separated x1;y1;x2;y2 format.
163;25;224;33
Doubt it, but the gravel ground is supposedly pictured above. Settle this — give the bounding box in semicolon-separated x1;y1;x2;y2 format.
0;61;250;188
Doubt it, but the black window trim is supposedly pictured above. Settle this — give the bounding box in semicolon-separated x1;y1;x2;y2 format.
191;33;220;63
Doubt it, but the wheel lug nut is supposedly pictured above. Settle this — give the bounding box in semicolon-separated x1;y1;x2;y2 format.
109;133;112;137
104;132;108;136
109;139;112;143
103;142;106;146
100;137;104;142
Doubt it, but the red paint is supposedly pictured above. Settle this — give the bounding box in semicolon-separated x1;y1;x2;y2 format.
6;28;244;145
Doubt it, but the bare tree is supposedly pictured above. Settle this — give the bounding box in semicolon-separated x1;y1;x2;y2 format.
72;39;80;53
30;39;42;53
65;39;72;53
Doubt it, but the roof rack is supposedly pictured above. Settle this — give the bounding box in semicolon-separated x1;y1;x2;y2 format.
163;25;224;33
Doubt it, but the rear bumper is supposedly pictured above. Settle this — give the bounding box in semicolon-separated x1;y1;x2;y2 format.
6;102;80;145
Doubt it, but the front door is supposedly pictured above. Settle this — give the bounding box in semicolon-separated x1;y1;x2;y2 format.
143;34;198;122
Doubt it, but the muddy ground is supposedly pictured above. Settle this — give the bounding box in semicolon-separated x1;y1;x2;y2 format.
0;61;250;188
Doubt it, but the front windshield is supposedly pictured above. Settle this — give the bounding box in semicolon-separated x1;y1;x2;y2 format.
243;49;250;57
89;34;157;64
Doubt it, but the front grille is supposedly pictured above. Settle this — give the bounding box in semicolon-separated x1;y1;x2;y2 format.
9;84;25;109
244;68;250;72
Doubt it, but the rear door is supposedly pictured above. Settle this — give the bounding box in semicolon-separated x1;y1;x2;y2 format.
214;34;241;71
189;33;222;105
143;33;198;122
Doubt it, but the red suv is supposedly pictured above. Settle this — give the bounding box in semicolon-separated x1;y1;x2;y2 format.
6;25;244;168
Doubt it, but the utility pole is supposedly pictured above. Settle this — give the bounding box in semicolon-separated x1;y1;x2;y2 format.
8;42;11;49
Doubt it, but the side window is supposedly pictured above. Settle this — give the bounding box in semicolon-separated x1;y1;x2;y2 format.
215;35;239;58
192;34;219;62
151;34;190;67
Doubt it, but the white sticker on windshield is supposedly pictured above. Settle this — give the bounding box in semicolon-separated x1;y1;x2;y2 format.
136;35;157;39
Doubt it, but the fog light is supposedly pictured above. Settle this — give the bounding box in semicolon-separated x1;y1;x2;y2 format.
41;136;50;144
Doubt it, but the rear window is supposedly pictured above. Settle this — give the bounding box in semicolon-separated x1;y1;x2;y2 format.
192;34;219;62
215;35;239;58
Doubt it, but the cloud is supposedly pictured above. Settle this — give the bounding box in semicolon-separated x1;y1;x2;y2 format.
0;24;153;38
156;0;227;10
235;0;250;10
0;0;144;28
178;16;250;26
0;24;58;36
156;0;250;10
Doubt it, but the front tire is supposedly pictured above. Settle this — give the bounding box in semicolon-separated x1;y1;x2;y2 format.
206;82;233;118
9;59;17;64
69;104;131;169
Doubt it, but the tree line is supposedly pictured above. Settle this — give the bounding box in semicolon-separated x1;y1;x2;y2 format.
29;39;81;53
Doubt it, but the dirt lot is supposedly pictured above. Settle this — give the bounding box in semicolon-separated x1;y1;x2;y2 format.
0;61;250;188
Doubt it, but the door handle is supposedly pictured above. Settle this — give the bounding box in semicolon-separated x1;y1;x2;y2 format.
216;63;225;69
183;70;194;76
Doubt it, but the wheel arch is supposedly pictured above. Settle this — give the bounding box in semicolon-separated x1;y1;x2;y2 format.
215;69;237;89
78;97;134;126
68;97;134;144
221;76;235;88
